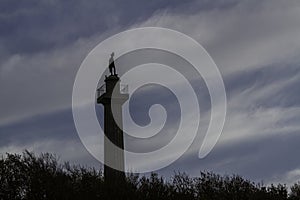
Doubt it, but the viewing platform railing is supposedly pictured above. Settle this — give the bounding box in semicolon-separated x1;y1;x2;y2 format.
97;84;128;98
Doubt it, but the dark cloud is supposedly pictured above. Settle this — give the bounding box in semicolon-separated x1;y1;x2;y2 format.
0;0;195;55
224;62;300;108
0;107;100;166
0;108;75;147
162;127;300;185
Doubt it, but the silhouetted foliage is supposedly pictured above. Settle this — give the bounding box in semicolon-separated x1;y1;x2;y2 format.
290;182;300;200
0;151;299;200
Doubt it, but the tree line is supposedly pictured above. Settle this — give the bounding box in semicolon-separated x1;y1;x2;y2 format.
0;151;299;200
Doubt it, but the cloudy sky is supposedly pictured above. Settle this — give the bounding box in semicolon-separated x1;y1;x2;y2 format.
1;0;300;186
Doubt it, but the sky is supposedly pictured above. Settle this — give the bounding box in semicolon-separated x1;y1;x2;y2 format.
1;0;300;186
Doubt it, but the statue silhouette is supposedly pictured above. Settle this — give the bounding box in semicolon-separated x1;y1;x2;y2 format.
109;52;116;76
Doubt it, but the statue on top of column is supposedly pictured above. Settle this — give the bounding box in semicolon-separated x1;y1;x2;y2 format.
109;52;116;76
